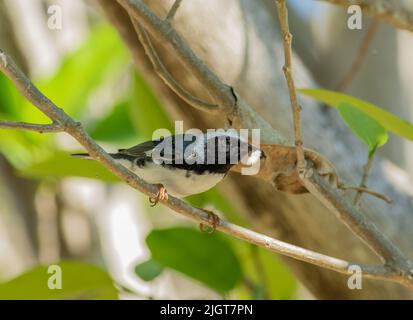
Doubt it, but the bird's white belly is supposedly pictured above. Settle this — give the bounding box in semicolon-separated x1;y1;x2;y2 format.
117;160;225;198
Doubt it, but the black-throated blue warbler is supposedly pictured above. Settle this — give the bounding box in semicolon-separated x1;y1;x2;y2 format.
74;131;264;229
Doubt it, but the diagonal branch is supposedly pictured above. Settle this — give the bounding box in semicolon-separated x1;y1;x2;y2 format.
116;0;286;145
165;0;183;22
1;49;412;290
130;18;219;112
302;170;413;287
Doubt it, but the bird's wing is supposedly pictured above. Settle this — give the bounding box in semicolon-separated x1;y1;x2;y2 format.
116;134;198;163
118;139;160;159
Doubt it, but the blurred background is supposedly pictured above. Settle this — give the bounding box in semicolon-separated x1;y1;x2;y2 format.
0;0;412;299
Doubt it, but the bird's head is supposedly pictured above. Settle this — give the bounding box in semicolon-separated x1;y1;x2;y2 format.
203;131;264;167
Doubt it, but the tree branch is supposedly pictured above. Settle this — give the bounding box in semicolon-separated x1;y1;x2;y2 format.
165;0;183;22
318;0;413;33
130;18;219;112
302;170;413;288
116;0;287;145
275;0;413;287
1;49;412;290
275;0;306;170
0;121;63;133
353;151;376;205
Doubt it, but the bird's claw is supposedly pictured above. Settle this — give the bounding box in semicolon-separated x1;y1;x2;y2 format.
199;209;220;234
149;184;168;207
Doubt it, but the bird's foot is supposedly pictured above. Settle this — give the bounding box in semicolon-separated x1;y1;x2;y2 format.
199;209;220;234
149;184;168;207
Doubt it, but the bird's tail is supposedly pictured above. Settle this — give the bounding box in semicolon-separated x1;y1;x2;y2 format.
71;153;93;160
71;152;124;160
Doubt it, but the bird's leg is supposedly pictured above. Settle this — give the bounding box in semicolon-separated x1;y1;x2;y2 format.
149;184;168;207
199;209;220;234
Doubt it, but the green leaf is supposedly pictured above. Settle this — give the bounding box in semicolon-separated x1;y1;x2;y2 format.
0;261;118;299
134;259;164;282
251;284;267;300
178;191;297;299
90;100;138;145
32;24;128;119
0;24;129;168
298;88;413;141
19;152;119;182
337;102;388;154
146;227;242;292
0;73;24;118
0;75;51;167
247;248;296;299
129;72;173;140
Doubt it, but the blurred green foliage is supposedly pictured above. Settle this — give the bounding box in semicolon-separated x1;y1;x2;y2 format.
36;24;129;118
90;100;137;145
0;24;129;167
0;22;297;300
20;152;119;182
139;227;242;293
129;72;173;140
135;259;164;282
0;261;118;300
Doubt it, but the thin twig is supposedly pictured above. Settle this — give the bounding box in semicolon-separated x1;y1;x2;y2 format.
336;19;380;91
353;151;376;205
275;0;306;170
1;50;412;290
130;18;219;112
0;121;63;133
318;0;413;33
340;184;392;204
165;0;183;22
